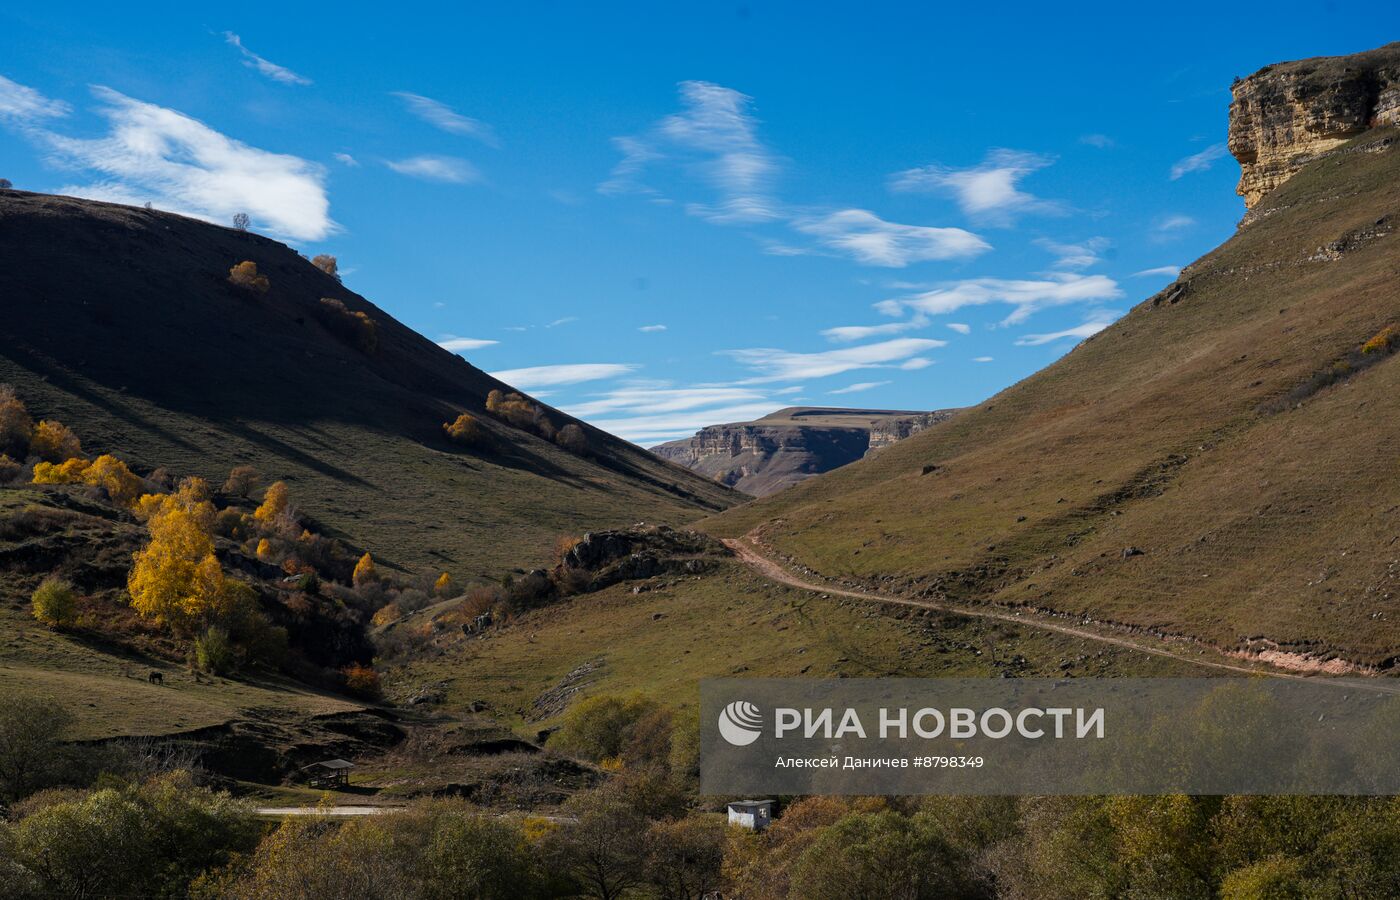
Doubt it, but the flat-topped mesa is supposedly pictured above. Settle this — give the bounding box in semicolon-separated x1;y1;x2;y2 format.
1229;42;1400;210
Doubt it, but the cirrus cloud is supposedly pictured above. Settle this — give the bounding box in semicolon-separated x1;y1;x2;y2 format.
223;32;312;86
489;363;638;390
392;92;498;146
722;337;945;383
886;273;1122;326
36;86;334;241
386;155;480;183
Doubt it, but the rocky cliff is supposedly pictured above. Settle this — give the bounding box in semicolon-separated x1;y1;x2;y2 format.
651;407;956;497
1230;43;1400;212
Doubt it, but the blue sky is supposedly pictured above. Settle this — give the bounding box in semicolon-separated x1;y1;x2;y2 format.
2;2;1395;444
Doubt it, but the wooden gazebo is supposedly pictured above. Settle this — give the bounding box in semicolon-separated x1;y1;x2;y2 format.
300;758;356;788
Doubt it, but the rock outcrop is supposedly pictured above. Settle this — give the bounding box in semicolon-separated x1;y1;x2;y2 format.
866;411;954;454
1230;43;1400;210
651;407;956;497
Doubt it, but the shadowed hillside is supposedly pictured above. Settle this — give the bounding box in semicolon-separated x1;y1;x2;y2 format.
704;49;1400;669
0;191;737;575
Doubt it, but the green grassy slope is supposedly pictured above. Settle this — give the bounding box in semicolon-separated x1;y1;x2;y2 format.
703;129;1400;668
0;191;737;576
388;561;1211;731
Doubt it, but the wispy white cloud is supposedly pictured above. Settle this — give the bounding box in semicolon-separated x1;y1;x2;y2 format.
722;337;945;383
592;402;782;444
973;356;995;363
333;152;359;167
392;92;498;146
828;381;889;395
639;324;668;332
890;149;1061;225
0;74;70;122
437;335;499;352
569;385;768;419
1035;236;1109;270
1152;215;1195;239
1132;265;1181;278
946;322;971;335
1079;134;1114;149
899;358;933;370
35;86;333;241
386;155;479;183
821;314;929;342
223;33;311;86
1169;142;1226;180
1014;315;1118;346
773;386;803;395
602;80;779;224
792;209;989;267
490;363;637;390
885;273;1122;326
547;316;579;328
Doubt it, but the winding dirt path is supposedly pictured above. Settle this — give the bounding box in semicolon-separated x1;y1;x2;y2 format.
721;534;1395;688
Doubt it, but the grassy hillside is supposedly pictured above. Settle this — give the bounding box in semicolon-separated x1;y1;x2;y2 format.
0;191;736;576
387;560;1212;732
704;128;1400;669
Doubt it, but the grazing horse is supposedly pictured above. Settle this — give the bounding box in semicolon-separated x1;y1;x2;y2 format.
148;671;163;685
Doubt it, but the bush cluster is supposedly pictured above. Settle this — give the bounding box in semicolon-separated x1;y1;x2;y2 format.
484;390;590;455
317;297;379;354
227;260;269;295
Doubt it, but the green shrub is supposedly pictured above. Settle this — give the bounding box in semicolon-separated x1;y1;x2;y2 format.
30;576;77;628
553;693;674;769
194;627;236;675
3;772;257;899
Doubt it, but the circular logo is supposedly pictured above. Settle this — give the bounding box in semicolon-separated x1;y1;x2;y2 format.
718;700;763;746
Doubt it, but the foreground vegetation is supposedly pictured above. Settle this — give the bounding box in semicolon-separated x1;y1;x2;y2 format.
1;690;1398;899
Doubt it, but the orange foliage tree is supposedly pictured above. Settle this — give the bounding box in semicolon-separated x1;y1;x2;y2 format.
253;481;291;526
434;571;453;597
30;420;82;463
223;465;262;498
0;385;32;457
352;552;377;587
228;260;270;294
443;412;484;447
311;254;339;279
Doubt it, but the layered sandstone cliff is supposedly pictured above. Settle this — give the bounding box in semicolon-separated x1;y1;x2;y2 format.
1230;43;1400;211
651;407;956;497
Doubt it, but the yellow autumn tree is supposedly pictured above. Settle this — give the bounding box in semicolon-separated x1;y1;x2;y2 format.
352;552;377;587
255;538;274;561
127;480;232;633
32;457;91;485
434;571;453;596
253;481;290;526
30;420;82;463
81;454;143;507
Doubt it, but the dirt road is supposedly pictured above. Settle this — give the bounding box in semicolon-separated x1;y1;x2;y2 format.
721;534;1392;687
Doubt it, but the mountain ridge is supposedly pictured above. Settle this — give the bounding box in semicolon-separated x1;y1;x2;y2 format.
651;406;956;496
0;190;738;575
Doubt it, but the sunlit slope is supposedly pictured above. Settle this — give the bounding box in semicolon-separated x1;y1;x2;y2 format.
704;130;1400;667
0;191;737;575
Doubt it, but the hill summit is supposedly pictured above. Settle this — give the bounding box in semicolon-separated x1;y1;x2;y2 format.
0;191;737;575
